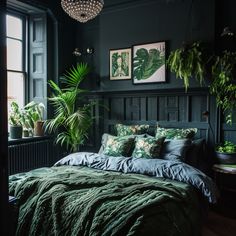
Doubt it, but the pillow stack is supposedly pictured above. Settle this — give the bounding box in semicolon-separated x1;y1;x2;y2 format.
155;127;198;161
99;124;199;162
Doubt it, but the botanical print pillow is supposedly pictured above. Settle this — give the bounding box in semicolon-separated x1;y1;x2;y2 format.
155;127;197;140
103;134;135;157
115;124;149;136
132;137;165;159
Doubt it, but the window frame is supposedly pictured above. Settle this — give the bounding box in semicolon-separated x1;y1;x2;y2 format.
6;9;28;108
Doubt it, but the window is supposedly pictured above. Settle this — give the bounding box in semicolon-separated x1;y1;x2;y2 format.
6;13;26;113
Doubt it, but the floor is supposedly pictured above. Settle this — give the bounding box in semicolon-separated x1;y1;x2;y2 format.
202;206;236;236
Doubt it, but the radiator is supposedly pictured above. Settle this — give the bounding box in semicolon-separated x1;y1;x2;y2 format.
8;138;55;175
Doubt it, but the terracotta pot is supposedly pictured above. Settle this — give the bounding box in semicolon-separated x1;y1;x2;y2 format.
34;121;44;136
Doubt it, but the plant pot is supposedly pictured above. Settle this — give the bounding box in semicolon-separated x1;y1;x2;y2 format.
34;121;44;136
23;129;29;137
216;151;236;164
9;125;22;139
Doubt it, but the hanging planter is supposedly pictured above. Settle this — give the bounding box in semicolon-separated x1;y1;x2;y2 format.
167;42;206;91
210;51;236;124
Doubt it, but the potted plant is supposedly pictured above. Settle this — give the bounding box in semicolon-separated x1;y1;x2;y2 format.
215;141;236;164
45;63;95;152
210;51;236;124
23;101;45;136
9;101;23;139
167;41;206;91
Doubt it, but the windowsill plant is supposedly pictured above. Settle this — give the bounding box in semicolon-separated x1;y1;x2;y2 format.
9;101;23;139
23;101;45;136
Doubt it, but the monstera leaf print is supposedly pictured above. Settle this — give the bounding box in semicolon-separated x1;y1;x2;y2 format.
133;48;165;80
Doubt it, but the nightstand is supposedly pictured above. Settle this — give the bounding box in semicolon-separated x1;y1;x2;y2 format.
212;164;236;217
8;196;19;236
213;164;236;192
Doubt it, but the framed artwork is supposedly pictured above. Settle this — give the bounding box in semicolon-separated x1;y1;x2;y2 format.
132;41;166;84
110;48;132;80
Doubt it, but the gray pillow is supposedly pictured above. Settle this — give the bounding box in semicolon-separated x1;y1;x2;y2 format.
161;139;192;161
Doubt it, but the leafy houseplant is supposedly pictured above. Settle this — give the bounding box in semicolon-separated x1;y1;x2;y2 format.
210;51;236;124
9;101;23;139
23;101;45;136
167;42;205;91
45;63;95;153
215;141;236;164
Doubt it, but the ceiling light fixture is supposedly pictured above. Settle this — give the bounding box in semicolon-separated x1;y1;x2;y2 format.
61;0;104;23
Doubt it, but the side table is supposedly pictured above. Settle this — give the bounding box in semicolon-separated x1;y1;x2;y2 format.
213;164;236;192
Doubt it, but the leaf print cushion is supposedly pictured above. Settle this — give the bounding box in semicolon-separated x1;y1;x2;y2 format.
115;124;149;136
102;134;135;157
132;137;165;159
155;127;197;140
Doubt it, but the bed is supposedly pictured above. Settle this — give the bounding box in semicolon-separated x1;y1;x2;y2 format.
9;125;218;236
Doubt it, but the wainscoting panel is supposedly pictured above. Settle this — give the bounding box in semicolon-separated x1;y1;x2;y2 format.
86;89;215;152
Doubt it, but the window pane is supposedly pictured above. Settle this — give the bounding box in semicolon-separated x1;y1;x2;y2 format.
7;72;25;114
6;14;23;39
7;38;22;71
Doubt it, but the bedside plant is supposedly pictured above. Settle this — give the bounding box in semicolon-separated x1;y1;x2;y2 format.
9;101;23;139
167;42;205;91
215;141;236;164
45;63;95;153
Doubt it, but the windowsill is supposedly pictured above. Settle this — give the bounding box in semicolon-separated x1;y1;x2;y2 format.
8;135;52;145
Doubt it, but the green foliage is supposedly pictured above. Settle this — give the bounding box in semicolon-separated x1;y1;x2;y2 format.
21;101;45;130
167;42;205;91
133;48;165;80
210;51;236;124
45;63;95;152
9;101;23;126
216;141;236;154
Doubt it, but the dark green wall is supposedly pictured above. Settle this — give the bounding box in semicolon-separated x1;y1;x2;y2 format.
77;0;215;91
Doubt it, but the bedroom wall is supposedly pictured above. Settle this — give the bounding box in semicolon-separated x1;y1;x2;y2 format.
77;0;215;91
74;0;236;151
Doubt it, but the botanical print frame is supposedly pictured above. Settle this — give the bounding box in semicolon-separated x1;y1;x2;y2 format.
132;41;166;84
110;48;132;80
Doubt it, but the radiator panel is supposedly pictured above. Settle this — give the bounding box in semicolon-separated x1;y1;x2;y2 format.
8;139;55;175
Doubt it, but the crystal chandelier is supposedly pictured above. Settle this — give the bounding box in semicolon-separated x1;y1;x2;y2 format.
61;0;104;23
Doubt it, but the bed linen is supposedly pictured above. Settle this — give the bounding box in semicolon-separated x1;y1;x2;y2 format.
9;152;218;236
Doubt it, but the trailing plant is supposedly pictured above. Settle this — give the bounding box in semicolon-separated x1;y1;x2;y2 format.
167;42;205;91
210;51;236;124
216;141;236;154
9;101;23;126
45;63;95;152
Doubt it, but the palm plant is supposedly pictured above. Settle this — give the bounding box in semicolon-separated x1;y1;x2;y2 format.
45;63;94;152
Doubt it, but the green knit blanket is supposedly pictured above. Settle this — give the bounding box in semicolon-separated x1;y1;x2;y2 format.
9;166;201;236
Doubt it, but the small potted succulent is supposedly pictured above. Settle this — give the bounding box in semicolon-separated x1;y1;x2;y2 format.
23;101;45;136
9;101;23;139
215;141;236;164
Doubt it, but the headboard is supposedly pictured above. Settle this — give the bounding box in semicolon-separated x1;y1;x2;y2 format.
102;89;211;138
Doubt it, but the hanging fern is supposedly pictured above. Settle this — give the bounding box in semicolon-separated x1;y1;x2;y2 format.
167;42;205;91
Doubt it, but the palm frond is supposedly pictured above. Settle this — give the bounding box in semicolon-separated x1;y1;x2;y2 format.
61;63;90;89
